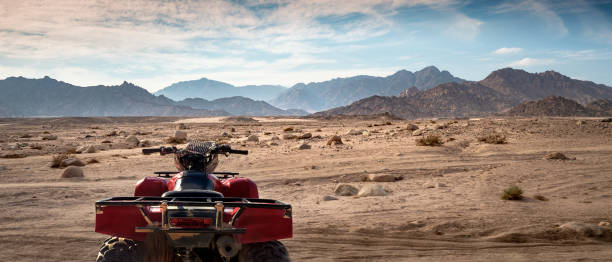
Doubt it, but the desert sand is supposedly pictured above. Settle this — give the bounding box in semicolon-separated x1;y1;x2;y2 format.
0;116;611;262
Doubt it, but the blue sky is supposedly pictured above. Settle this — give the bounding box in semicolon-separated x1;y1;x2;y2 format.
1;0;611;92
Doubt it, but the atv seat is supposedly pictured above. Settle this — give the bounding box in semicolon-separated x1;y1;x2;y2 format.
162;189;223;198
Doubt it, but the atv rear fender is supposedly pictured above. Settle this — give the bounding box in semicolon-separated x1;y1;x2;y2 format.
95;197;292;244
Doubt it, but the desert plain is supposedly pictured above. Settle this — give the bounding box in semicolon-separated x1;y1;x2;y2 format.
0;116;611;262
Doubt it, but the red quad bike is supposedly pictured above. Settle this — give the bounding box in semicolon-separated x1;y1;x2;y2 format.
94;142;292;262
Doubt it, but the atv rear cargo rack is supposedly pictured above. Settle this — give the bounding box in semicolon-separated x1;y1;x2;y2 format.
96;196;290;209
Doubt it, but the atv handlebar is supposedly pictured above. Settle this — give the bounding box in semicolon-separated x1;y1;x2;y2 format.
142;145;248;156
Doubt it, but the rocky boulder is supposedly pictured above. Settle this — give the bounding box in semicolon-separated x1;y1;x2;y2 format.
334;184;358;196
247;135;259;142
61;166;84;178
357;184;388;197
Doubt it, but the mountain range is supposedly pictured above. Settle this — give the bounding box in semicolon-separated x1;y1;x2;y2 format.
155;77;286;101
314;68;612;118
0;77;300;117
269;66;464;112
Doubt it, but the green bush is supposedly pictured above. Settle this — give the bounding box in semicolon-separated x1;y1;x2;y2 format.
502;185;524;200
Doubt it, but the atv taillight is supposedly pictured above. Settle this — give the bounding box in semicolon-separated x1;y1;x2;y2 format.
169;217;213;228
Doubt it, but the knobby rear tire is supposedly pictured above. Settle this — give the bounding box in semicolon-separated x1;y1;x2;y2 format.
237;241;290;262
97;237;144;262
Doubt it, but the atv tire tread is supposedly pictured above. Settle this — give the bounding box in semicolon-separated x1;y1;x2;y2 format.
97;237;144;262
238;241;290;262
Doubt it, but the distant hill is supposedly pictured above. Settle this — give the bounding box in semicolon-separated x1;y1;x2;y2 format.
313;68;612;119
0;76;228;117
179;97;308;116
269;66;464;112
155;77;286;101
503;96;599;117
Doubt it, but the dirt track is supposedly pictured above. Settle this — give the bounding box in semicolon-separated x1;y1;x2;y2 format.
1;116;611;261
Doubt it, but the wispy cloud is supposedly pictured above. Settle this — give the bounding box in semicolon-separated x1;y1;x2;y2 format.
0;0;463;90
493;47;523;55
495;0;568;36
444;14;483;41
509;57;556;67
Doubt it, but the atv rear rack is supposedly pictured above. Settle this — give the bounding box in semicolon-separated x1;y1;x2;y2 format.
96;196;289;209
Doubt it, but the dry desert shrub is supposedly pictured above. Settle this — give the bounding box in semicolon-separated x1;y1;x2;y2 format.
502;185;524;200
416;135;444;146
478;133;507;144
50;153;73;168
534;194;549;201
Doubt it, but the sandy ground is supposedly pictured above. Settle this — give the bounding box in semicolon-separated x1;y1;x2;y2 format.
0;116;611;262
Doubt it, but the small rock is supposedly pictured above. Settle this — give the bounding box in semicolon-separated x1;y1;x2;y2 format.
299;132;312;139
61;166;84;178
247;134;259;142
601;118;612;123
326;135;343;145
2;153;27;158
599;221;611;227
139;140;152;147
126;135;140;144
357;184;388;197
347;129;365;135
362;131;371;137
271;136;280;141
177;123;188;130
118;130;128;137
80;145;97;154
544;152;571;160
282;134;297;140
221;132;233;138
283;127;294;132
175;130;188;141
230;127;236;132
61;158;85;167
105;131;118;137
323;195;338;201
42;134;58;140
406;124;419;131
101;140;112;144
367;174;397;182
267;141;278;146
334;184;358;196
412;129;424;136
576;120;586;126
296;143;311;150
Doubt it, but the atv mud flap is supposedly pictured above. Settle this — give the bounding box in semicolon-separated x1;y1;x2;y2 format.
95;197;292;244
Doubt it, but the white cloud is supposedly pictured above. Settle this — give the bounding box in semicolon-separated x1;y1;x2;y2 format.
493;47;523;55
509;57;556;67
444;14;483;41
